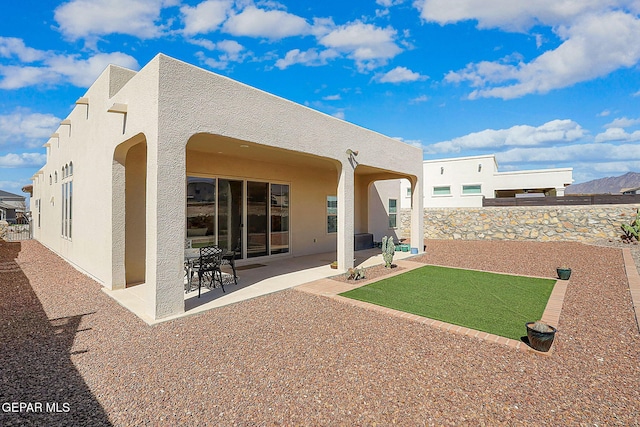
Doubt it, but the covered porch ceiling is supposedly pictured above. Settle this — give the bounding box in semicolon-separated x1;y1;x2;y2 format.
186;133;413;181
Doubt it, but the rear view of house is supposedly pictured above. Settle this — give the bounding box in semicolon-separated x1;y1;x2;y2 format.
30;54;424;321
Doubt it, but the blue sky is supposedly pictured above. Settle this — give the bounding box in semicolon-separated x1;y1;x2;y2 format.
2;0;640;195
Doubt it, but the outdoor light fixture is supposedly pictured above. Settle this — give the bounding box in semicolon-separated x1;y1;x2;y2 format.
346;149;359;157
478;163;482;172
440;167;444;174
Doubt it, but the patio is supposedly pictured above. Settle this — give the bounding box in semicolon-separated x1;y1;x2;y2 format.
103;247;419;325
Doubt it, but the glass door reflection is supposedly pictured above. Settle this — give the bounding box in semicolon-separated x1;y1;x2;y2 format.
186;177;215;247
247;181;268;258
218;179;243;259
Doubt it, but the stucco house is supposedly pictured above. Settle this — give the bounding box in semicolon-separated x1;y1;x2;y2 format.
398;154;573;208
30;54;424;321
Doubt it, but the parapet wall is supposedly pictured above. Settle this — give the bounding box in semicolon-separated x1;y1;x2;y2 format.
400;204;640;242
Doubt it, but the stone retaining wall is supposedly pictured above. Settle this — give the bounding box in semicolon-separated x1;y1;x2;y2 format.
400;204;640;242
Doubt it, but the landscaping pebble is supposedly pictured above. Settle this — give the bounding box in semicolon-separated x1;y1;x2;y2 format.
1;239;639;426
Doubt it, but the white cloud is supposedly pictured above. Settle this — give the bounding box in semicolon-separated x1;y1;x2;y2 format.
594;127;640;143
410;95;429;103
0;38;46;62
332;111;346;120
377;0;404;7
318;21;403;71
322;94;341;101
54;0;176;41
181;0;233;36
393;136;423;149
0;180;33;192
498;142;640;163
416;1;640;98
46;53;140;87
376;0;404;16
414;0;634;32
194;39;248;70
449;12;640;99
274;48;338;69
0;110;61;149
603;116;640;129
0;153;47;168
223;6;311;39
598;110;612;117
425;119;586;154
377;66;427;83
0;39;139;89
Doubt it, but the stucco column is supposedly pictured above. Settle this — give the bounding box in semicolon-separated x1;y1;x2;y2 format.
411;176;424;253
111;155;126;290
145;130;185;320
555;187;566;197
337;160;355;270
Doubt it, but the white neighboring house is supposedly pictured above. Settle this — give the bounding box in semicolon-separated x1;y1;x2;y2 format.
29;54;424;321
399;154;573;208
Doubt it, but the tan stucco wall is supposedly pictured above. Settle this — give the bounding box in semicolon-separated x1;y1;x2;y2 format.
32;54;424;320
186;147;339;256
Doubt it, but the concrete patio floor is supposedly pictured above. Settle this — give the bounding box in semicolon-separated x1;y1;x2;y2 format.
103;247;418;325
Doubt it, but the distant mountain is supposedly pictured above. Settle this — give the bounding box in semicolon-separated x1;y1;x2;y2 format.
565;172;640;195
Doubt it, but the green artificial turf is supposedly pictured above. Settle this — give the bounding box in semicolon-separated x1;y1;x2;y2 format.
340;265;555;340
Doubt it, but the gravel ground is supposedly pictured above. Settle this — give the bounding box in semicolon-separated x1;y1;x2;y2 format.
1;239;639;426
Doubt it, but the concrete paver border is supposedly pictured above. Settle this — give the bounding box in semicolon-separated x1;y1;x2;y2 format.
297;259;569;355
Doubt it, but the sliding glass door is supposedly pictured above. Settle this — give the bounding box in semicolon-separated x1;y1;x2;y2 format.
247;181;269;258
187;176;289;259
270;183;289;255
218;179;243;258
186;177;215;247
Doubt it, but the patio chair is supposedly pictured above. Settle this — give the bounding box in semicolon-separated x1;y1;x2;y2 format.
221;237;240;285
197;245;225;298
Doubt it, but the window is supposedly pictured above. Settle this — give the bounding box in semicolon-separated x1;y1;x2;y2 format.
406;187;412;197
327;195;337;233
462;184;482;195
61;169;73;239
54;171;57;183
433;186;451;196
388;199;397;228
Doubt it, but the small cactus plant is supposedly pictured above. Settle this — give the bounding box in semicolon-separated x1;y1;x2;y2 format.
381;236;395;268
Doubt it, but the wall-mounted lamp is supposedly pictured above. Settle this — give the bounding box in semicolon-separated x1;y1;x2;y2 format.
346;149;359;157
478;163;482;172
440;167;444;175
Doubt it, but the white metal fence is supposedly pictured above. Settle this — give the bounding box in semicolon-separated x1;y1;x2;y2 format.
2;221;32;241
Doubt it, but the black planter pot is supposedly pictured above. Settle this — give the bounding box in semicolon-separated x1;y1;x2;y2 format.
557;267;571;280
525;322;557;352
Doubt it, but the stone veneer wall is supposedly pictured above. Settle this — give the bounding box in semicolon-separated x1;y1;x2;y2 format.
400;204;640;242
